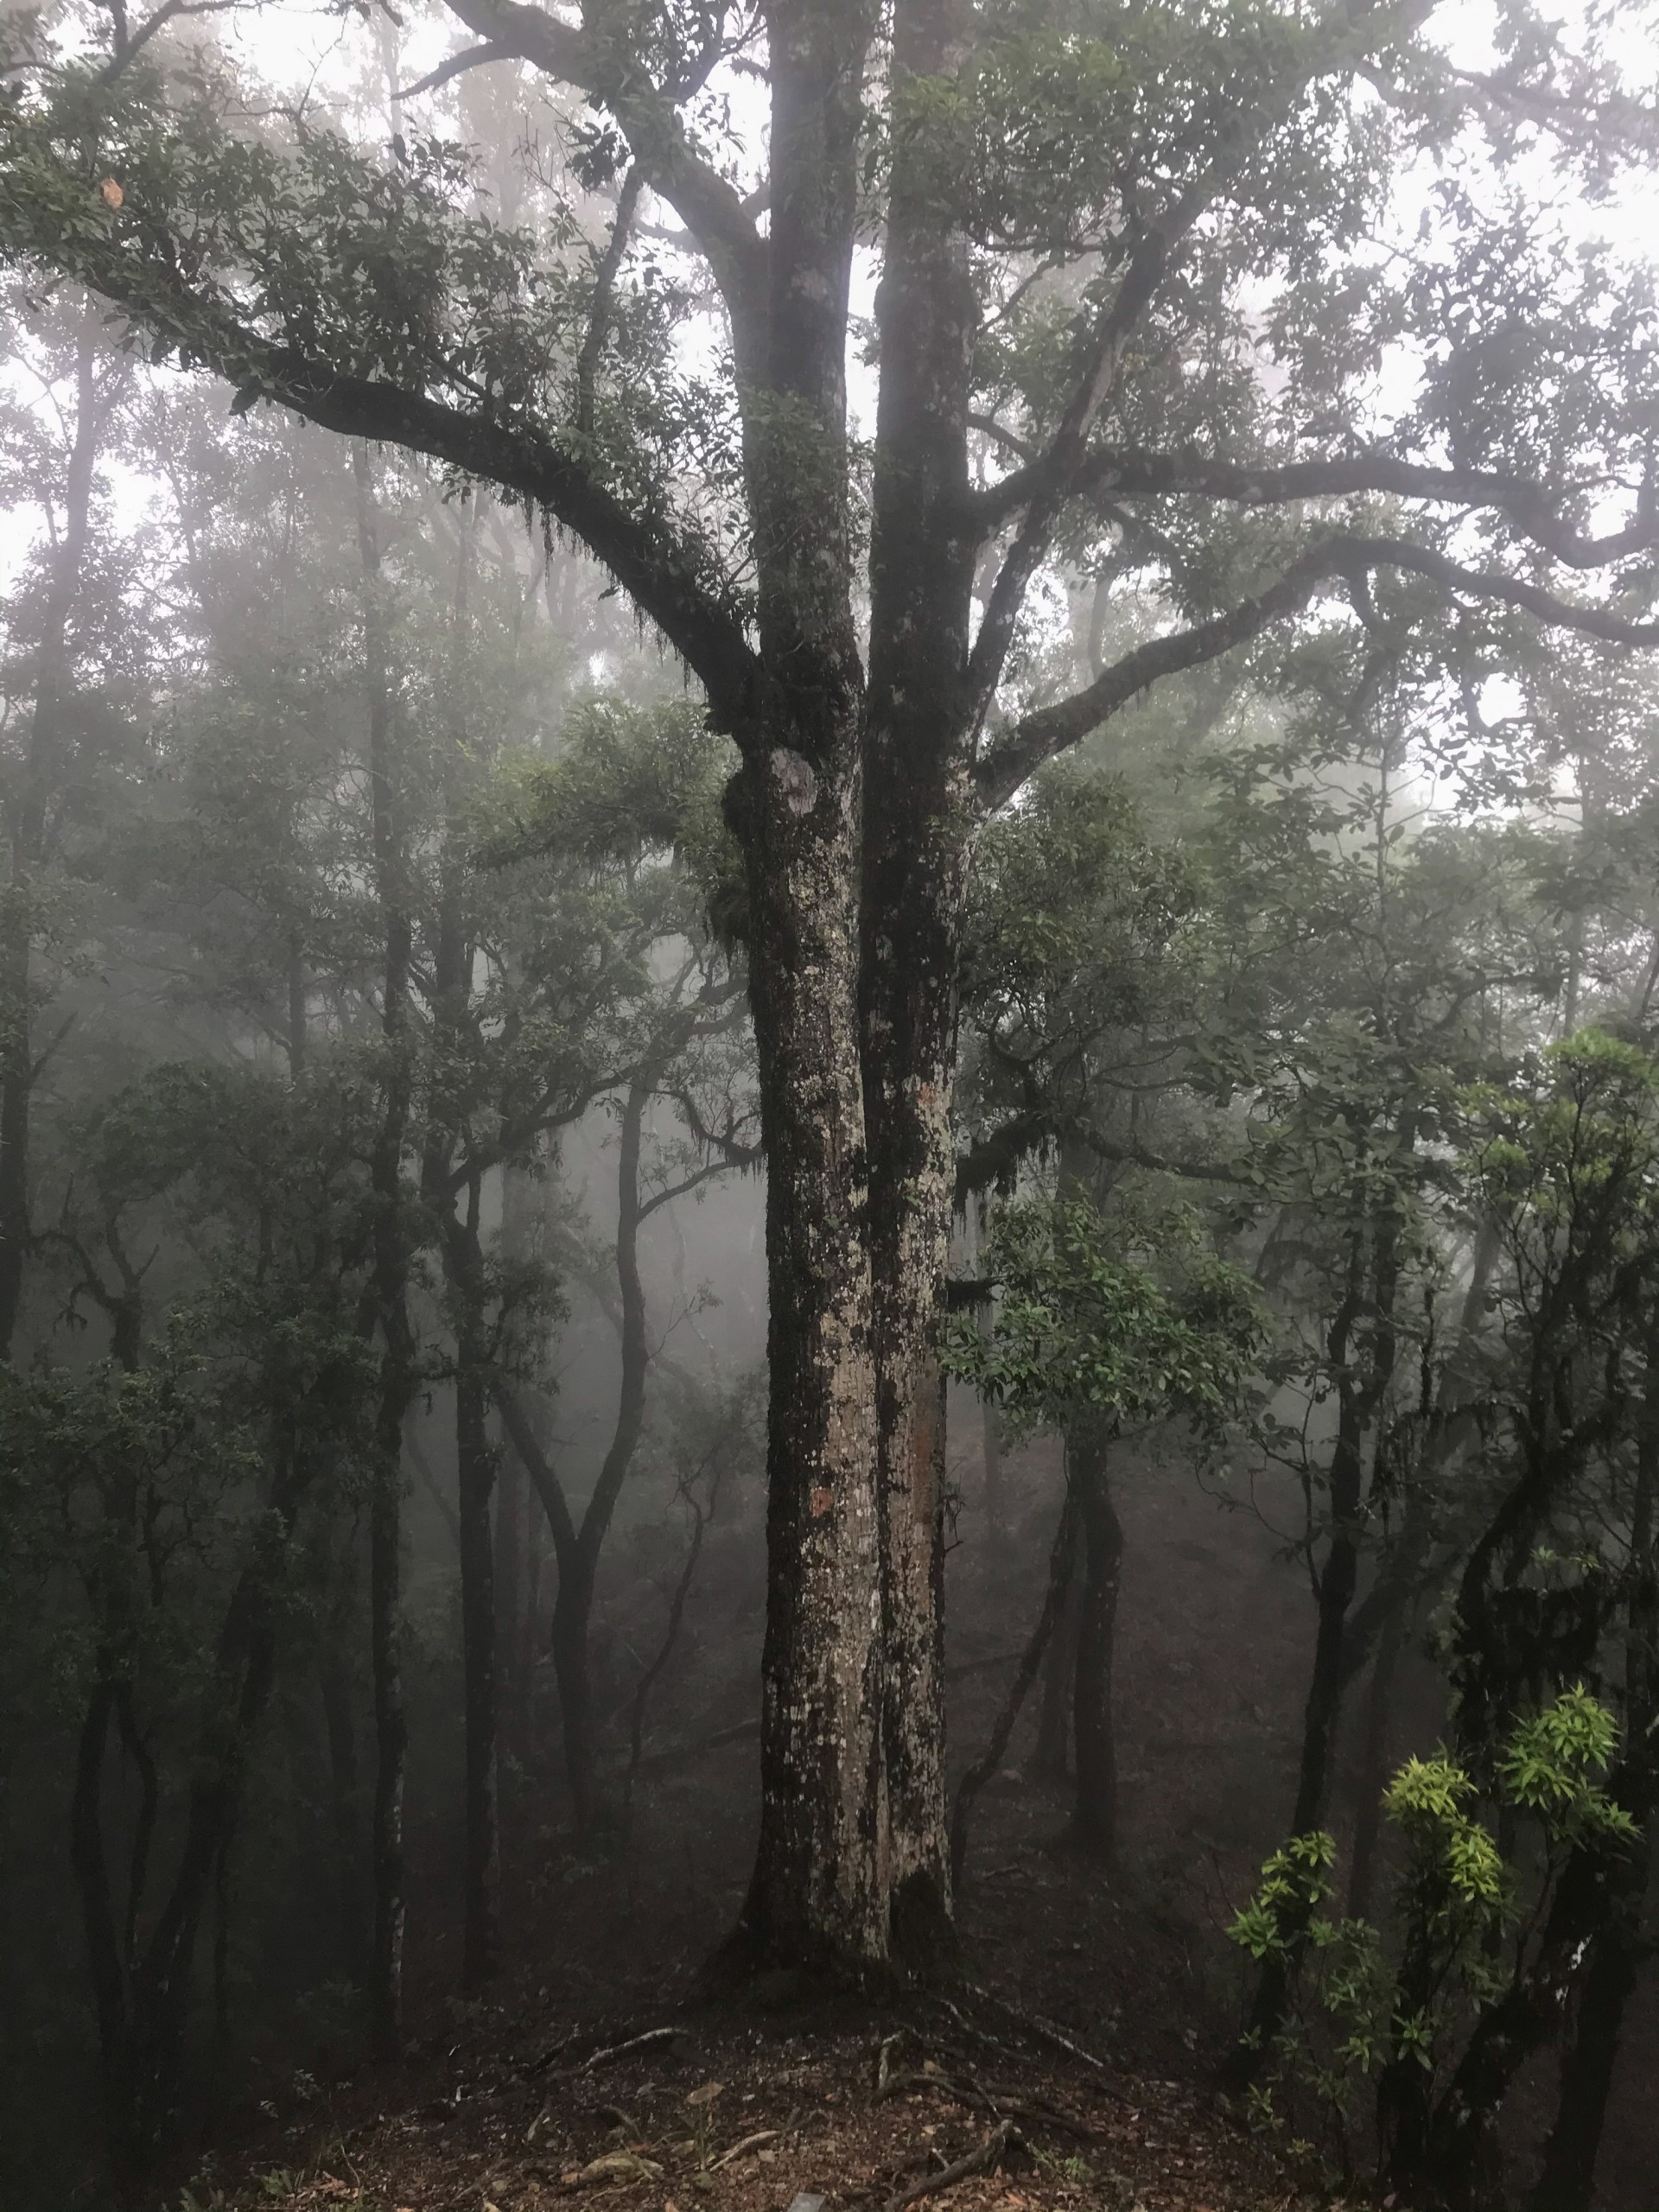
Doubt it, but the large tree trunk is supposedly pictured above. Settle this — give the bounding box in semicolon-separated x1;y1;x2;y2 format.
858;0;981;1970
722;1;895;1977
730;732;886;1971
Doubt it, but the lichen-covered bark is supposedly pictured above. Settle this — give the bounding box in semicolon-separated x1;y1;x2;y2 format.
734;730;885;1968
728;2;894;1975
859;0;981;1966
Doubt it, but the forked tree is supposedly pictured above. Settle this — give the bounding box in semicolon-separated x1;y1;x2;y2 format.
5;0;1658;1976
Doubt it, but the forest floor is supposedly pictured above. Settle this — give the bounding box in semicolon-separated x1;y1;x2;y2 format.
163;1427;1657;2212
185;1990;1317;2212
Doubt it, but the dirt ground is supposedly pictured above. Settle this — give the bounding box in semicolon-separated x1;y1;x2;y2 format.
176;1421;1658;2212
202;2005;1318;2212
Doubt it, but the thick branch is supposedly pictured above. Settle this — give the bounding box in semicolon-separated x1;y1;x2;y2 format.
64;265;760;725
98;0;243;83
974;446;1659;569
975;534;1659;809
394;43;512;102
438;0;767;363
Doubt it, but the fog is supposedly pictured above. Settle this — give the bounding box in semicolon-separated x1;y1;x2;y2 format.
6;4;1659;2210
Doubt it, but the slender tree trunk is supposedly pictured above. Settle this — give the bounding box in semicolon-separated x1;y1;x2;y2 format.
1231;1235;1389;2086
0;928;35;1357
950;1482;1081;1887
319;1652;365;1980
1526;1419;1659;2212
1401;1839;1628;2210
1071;1422;1123;1863
72;1444;314;2192
560;1077;653;1835
1033;1558;1079;1780
1525;1906;1644;2212
0;316;100;1358
976;1202;1007;1553
1389;1408;1658;2206
1345;1593;1405;1921
449;1194;500;1986
356;447;413;2058
494;1406;524;1758
70;1681;133;2171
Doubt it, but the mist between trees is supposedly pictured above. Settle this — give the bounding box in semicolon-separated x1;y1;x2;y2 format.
3;2;1659;2209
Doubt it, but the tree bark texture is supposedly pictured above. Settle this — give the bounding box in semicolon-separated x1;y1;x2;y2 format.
856;0;982;1967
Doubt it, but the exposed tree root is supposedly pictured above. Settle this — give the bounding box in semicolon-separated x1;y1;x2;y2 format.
883;2117;1024;2212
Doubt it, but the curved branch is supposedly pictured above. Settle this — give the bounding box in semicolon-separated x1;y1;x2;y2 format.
963;0;1441;725
23;244;761;725
394;42;512;103
498;1385;576;1560
976;533;1659;809
974;446;1659;569
439;0;767;365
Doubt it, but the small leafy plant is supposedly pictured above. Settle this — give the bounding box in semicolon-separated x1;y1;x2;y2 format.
1228;1685;1636;2179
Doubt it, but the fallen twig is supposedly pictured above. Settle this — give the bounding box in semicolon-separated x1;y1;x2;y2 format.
877;2066;1098;2142
577;2026;681;2073
707;2127;781;2171
965;1984;1110;2077
883;2118;1022;2212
